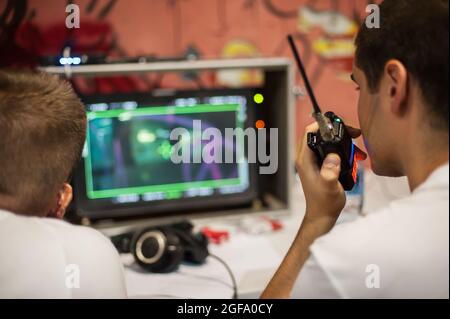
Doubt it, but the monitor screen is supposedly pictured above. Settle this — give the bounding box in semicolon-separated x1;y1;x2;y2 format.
73;89;258;220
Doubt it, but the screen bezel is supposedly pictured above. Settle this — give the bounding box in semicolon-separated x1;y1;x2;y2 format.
72;88;259;220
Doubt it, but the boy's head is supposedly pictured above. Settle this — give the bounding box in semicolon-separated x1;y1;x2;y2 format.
0;71;86;217
353;0;449;176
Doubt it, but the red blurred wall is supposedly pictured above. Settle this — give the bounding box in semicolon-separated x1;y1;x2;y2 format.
3;0;376;147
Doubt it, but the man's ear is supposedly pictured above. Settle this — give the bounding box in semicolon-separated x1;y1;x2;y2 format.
385;59;409;117
52;183;73;219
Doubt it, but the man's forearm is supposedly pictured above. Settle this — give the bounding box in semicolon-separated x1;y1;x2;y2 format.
260;216;336;299
261;122;358;299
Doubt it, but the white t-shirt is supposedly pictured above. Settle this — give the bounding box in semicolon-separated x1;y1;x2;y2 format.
293;163;449;299
0;210;127;298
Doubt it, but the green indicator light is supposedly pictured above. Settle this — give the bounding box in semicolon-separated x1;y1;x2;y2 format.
253;93;264;104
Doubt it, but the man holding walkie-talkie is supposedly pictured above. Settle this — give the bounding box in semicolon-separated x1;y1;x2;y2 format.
262;0;449;299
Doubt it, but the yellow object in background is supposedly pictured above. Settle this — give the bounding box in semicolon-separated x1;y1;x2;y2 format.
298;6;358;37
216;39;264;88
312;37;355;59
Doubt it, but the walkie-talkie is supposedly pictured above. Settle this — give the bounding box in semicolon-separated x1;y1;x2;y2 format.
287;34;358;191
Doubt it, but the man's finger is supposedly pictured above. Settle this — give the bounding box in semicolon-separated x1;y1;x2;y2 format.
296;122;320;174
320;153;341;185
346;125;362;138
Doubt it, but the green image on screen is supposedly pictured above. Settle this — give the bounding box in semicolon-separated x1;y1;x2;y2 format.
83;103;249;201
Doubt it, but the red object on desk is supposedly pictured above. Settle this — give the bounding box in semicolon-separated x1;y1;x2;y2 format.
262;216;283;231
201;227;230;245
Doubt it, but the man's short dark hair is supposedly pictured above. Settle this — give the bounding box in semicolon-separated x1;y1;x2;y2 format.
0;70;86;215
355;0;449;130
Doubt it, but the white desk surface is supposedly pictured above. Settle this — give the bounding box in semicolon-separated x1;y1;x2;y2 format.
121;171;410;299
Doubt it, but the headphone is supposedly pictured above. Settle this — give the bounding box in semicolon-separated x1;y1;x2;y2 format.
111;221;209;273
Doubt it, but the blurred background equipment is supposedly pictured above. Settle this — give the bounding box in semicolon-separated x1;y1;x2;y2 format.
1;0;380;139
39;58;294;224
73;87;258;220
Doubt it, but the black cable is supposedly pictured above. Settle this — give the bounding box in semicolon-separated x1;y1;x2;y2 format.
208;253;238;299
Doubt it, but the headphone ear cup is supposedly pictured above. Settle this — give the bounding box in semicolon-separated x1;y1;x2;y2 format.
191;232;209;264
195;232;209;248
178;230;209;264
131;227;184;273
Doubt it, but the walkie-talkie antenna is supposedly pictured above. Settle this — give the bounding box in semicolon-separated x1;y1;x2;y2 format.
288;34;335;140
287;34;322;114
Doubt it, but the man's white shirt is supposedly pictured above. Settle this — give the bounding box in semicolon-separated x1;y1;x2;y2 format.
0;210;127;298
293;163;449;298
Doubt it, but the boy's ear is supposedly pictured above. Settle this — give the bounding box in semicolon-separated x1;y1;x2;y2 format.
51;183;73;219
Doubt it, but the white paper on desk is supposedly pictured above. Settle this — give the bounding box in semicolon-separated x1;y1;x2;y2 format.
123;234;282;299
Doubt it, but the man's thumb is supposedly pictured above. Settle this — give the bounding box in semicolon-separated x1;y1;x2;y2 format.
320;153;341;184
